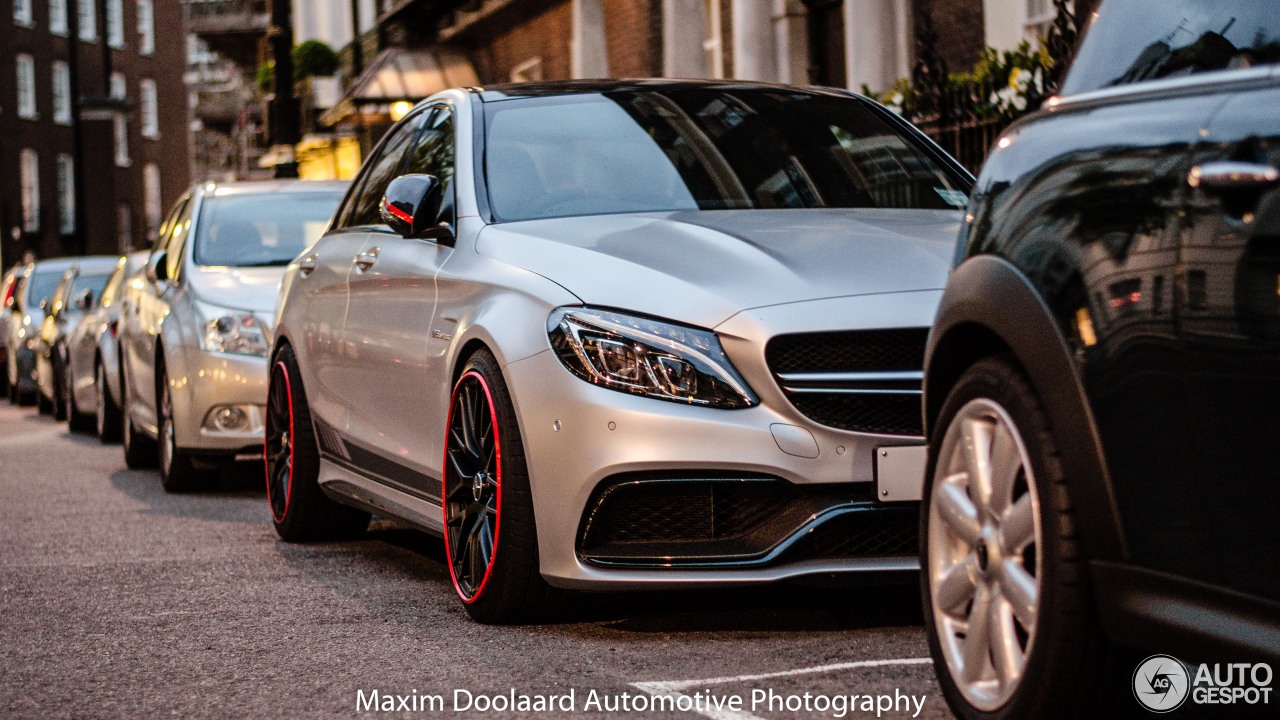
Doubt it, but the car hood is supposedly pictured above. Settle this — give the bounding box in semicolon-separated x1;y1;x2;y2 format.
187;265;285;316
476;208;960;328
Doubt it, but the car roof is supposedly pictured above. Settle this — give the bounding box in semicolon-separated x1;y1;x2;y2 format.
68;256;125;274
197;179;349;198
474;78;861;103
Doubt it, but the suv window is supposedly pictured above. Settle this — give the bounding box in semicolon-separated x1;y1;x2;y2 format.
342;112;423;228
403;107;457;227
1063;0;1280;95
165;197;195;281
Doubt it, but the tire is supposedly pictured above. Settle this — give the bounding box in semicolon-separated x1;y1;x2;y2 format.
442;350;567;624
53;357;69;422
921;355;1108;720
121;363;157;469
37;381;53;415
266;344;369;542
95;360;123;442
157;365;215;492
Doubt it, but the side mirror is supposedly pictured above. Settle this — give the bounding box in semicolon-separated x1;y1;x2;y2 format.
381;174;450;241
149;251;169;284
75;288;93;310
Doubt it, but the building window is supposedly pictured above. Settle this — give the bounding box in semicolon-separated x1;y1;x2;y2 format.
56;155;75;235
140;79;158;138
50;0;68;34
143;163;162;240
1025;0;1058;39
78;0;96;41
509;57;543;83
107;0;124;48
137;0;154;56
15;0;34;26
117;204;133;252
17;54;37;119
20;150;40;233
53;61;72;125
111;73;130;167
703;0;723;79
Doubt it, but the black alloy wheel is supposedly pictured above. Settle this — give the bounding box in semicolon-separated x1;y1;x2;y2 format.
265;359;296;525
443;370;502;602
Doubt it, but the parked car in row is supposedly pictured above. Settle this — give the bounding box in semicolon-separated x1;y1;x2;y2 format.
65;252;149;439
266;79;973;623
34;257;119;420
118;180;346;491
4;258;79;406
920;0;1280;717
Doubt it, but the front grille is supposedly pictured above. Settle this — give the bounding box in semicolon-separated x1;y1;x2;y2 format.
579;479;802;549
784;508;919;560
766;328;928;436
576;477;916;569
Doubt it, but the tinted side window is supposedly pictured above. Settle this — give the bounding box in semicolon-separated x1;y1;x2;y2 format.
404;108;457;227
347;116;421;228
165;199;195;281
1064;0;1280;95
154;197;189;254
98;264;126;308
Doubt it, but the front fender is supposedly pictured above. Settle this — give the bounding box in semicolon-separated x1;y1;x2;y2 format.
925;254;1126;561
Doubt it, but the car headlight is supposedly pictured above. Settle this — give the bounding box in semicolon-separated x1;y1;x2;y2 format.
200;308;269;357
548;307;757;409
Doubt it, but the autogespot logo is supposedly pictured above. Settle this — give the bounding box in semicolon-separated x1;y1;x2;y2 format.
1133;654;1190;713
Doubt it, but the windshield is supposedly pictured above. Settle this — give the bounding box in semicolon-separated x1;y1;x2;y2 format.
193;192;341;267
1063;0;1280;95
25;270;64;311
483;88;970;222
70;273;113;310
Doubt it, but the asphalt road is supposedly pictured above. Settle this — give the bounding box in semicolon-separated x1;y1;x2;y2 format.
0;399;950;720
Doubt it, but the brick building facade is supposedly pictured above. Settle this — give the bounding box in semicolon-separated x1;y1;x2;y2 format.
2;0;192;266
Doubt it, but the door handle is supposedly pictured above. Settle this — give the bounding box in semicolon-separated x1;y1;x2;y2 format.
298;254;318;276
1188;161;1279;191
354;247;379;272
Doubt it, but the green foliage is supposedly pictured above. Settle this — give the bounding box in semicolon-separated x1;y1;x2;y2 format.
257;41;340;94
874;39;1058;120
293;40;339;80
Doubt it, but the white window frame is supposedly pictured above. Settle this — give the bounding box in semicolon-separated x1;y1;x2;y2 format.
509;57;543;83
17;54;37;120
15;0;34;27
21;149;41;233
50;0;69;35
143;163;162;239
140;79;158;138
53;61;72;125
703;0;724;79
78;0;96;41
56;154;76;235
111;73;130;167
137;0;154;56
107;0;124;48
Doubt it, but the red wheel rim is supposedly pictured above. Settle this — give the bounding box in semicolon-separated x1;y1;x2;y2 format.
441;370;502;603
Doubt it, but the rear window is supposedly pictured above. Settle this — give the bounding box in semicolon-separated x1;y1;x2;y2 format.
1063;0;1280;95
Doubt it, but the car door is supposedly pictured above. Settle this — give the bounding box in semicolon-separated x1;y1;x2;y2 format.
71;262;124;406
341;105;457;500
298;109;426;447
124;195;189;432
1176;74;1280;603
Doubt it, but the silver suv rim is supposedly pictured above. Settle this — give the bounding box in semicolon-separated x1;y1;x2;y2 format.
929;397;1042;711
95;365;106;436
160;382;173;476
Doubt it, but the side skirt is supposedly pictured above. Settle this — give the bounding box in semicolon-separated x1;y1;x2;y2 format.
317;454;445;536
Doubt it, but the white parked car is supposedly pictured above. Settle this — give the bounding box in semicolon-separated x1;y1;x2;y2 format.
118;180;346;491
268;80;972;623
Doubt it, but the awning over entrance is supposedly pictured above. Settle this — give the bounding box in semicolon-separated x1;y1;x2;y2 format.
319;46;479;128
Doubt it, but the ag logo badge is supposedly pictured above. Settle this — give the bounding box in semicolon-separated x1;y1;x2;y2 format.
1134;654;1190;712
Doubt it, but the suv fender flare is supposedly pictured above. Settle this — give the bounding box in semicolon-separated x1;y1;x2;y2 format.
925;254;1126;561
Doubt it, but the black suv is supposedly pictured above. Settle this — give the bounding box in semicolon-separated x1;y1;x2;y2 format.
920;1;1279;718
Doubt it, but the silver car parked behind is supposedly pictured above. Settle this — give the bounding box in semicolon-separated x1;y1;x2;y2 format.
4;258;78;406
118;180;346;491
269;80;974;623
65;252;148;440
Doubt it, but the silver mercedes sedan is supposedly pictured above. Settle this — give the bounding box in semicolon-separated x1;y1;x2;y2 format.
269;80;971;623
118;180;346;491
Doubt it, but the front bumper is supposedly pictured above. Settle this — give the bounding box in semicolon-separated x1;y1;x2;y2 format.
171;350;268;456
505;348;923;590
